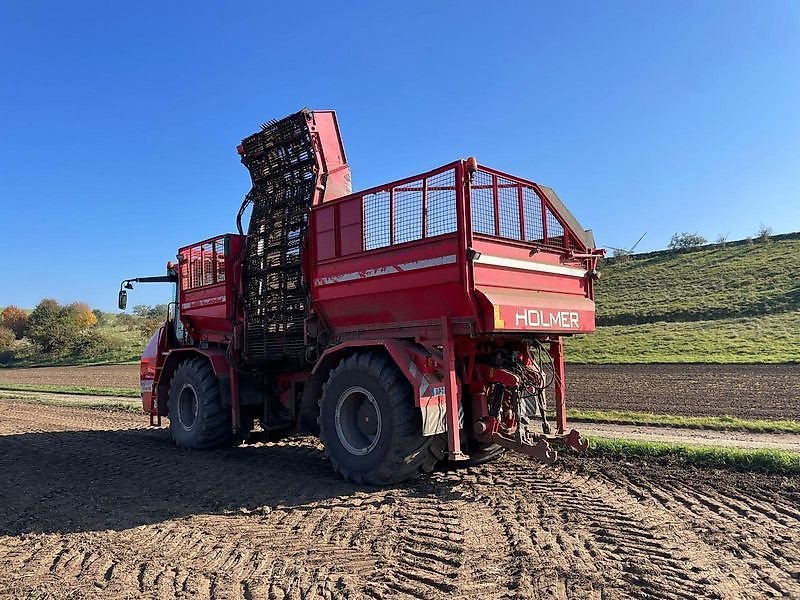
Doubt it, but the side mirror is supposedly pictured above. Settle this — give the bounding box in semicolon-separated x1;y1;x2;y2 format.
118;290;128;310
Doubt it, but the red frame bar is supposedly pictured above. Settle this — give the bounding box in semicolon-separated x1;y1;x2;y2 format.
542;201;549;244
549;337;567;434
441;316;467;460
389;187;395;246
491;173;500;236
421;176;428;238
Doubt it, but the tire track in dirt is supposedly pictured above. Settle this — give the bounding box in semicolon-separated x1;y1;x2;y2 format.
365;496;465;597
437;458;791;599
595;464;800;598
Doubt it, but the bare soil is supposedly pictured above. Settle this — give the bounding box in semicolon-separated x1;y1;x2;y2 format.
0;364;138;388
3;363;798;420
568;363;800;420
0;400;798;599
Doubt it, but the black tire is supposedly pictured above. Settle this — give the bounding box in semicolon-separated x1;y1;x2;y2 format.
466;442;505;466
318;352;443;485
167;358;232;450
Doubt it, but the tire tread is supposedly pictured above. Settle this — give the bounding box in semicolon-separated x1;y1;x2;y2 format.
319;351;444;485
168;358;231;450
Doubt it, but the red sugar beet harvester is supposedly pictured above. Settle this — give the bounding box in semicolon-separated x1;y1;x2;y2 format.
120;109;603;485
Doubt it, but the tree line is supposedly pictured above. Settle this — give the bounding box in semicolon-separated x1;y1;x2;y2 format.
0;300;167;365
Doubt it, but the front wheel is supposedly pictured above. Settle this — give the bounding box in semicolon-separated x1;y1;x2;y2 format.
319;352;443;485
167;358;232;450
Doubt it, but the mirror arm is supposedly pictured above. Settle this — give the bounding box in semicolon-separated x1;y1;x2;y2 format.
117;272;178;311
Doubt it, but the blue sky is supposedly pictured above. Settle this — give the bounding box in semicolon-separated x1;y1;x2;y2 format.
1;1;798;311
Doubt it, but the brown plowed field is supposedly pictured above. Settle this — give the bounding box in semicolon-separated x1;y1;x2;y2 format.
0;400;798;599
568;363;800;419
0;364;138;388
3;363;798;419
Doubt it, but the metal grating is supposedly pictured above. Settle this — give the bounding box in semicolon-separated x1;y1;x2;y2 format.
522;186;545;243
180;238;227;290
239;110;316;365
471;170;495;235
426;168;457;237
363;191;391;250
497;176;521;240
393;180;423;244
361;167;458;251
470;169;569;249
545;207;566;249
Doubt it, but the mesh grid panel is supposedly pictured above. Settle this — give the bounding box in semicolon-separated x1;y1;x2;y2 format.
426;169;457;237
546;207;566;249
497;176;521;240
522;186;545;243
363;191;391;250
471;170;495;235
470;169;568;249
361;168;458;250
393;180;423;244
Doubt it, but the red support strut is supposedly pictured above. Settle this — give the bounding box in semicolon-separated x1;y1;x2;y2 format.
229;363;241;437
441;317;468;460
549;337;567;435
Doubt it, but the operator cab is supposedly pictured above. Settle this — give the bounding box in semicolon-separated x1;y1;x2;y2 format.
175;234;243;345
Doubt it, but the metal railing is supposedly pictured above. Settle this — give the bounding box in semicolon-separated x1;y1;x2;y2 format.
469;168;568;250
363;165;459;251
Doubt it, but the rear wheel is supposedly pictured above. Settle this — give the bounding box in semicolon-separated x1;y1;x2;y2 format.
466;441;505;465
319;352;443;485
167;358;232;449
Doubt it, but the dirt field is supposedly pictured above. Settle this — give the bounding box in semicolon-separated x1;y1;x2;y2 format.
3;363;798;420
568;363;800;420
0;364;138;388
0;401;798;599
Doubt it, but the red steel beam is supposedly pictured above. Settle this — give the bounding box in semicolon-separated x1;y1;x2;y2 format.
549;337;567;434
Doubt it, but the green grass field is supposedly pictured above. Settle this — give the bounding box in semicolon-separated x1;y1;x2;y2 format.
566;311;800;363
589;437;800;474
567;233;800;363
0;391;141;412
567;409;800;433
0;383;139;398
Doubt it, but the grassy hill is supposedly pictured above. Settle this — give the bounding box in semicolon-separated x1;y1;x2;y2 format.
567;233;800;363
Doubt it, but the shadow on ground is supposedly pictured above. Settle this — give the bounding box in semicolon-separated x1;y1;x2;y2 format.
0;427;457;536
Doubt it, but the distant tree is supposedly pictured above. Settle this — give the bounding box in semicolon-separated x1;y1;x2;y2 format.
92;308;108;326
715;233;728;248
26;299;72;354
27;299;99;355
1;305;28;339
668;232;707;250
0;327;15;351
65;302;97;328
756;223;773;244
116;312;136;327
133;304;168;319
0;326;15;363
69;329;117;358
